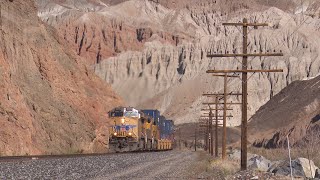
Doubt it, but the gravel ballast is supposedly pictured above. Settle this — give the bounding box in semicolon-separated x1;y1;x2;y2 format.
0;151;208;179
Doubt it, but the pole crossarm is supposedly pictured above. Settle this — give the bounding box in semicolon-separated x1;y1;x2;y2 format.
199;124;223;126
206;69;283;73
202;113;231;115
207;53;283;58
199;121;223;123
222;22;269;26
212;74;240;78
201;108;233;111
203;93;242;96
199;118;224;120
202;102;242;105
200;115;233;118
199;119;224;121
199;120;226;122
200;125;223;127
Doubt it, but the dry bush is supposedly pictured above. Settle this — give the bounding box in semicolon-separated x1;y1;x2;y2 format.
210;158;240;176
294;126;320;167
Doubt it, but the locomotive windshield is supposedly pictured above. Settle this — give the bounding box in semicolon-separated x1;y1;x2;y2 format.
110;111;124;117
124;111;140;118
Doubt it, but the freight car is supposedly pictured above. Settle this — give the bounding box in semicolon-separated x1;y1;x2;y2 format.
108;107;174;152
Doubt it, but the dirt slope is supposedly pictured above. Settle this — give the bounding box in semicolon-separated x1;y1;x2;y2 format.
248;75;320;147
0;0;123;156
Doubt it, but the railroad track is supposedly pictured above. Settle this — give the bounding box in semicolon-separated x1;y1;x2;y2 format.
0;150;172;162
0;153;110;162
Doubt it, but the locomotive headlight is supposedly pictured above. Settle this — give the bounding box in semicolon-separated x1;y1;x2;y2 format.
128;132;132;136
113;132;117;136
121;118;125;124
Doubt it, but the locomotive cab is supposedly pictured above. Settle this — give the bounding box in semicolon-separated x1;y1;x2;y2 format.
108;107;140;152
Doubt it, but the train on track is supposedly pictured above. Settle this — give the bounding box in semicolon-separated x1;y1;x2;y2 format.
108;107;174;152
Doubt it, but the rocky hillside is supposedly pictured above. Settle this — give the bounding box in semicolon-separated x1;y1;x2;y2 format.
249;75;320;148
37;0;320;125
0;0;122;156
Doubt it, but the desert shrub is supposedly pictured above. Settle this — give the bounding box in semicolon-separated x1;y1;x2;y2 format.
210;158;240;176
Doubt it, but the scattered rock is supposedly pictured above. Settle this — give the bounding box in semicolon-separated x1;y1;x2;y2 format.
228;149;272;172
297;158;319;178
230;169;276;180
228;149;241;160
248;155;272;172
267;160;284;173
268;158;318;178
315;169;320;179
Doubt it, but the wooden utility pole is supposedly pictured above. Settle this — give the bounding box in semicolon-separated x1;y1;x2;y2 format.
202;91;240;158
205;118;208;151
213;74;240;159
0;4;2;30
214;96;219;157
194;126;197;151
208;109;213;155
207;18;283;170
209;109;214;156
179;128;181;150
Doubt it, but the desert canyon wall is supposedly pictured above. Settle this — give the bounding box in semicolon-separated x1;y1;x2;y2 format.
0;0;122;156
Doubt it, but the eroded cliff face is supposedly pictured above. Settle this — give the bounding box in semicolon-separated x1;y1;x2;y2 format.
37;0;320;125
95;5;320;125
0;0;122;156
36;0;187;65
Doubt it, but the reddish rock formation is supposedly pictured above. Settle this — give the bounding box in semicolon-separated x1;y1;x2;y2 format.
36;0;191;65
0;0;123;156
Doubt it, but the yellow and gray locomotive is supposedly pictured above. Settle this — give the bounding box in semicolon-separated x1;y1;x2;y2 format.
108;107;174;152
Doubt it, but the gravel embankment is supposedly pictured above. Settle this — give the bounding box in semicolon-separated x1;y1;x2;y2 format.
0;150;215;180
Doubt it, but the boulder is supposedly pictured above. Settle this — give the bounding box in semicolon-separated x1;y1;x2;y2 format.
228;149;256;160
248;155;272;172
267;160;284;173
315;169;320;179
296;158;318;178
268;158;318;178
228;149;241;160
